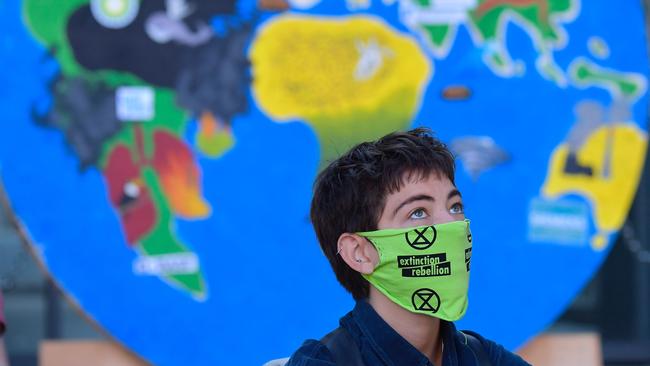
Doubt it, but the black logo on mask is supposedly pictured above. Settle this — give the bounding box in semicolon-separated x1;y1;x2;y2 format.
405;226;437;250
465;248;472;271
412;288;441;313
398;254;451;277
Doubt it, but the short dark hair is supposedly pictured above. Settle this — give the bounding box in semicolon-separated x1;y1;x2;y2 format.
310;127;456;299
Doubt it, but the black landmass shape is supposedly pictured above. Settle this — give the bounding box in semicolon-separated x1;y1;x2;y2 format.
66;0;238;88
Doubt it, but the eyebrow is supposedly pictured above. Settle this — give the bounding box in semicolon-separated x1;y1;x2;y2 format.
448;189;462;200
393;194;434;217
392;189;463;217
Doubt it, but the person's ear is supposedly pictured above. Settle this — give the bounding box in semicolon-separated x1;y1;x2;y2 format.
337;233;379;274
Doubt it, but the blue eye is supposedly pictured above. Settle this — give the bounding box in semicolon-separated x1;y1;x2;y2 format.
450;202;464;214
410;209;428;220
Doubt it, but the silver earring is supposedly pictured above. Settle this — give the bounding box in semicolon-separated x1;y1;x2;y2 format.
355;259;362;263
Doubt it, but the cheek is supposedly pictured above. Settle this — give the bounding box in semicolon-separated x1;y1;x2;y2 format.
433;209;458;224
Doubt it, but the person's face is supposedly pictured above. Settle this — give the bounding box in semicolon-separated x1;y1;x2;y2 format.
376;172;464;230
336;170;465;273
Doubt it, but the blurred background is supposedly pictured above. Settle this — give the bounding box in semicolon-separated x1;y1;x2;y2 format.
2;156;646;366
3;181;650;366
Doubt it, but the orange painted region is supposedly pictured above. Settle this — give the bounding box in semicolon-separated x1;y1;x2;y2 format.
152;130;211;219
199;111;218;137
199;111;231;136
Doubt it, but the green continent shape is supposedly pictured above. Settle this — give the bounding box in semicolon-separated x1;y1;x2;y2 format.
469;0;574;42
466;0;576;80
23;0;207;296
101;95;207;298
400;5;457;58
101;124;207;299
569;58;648;100
139;166;206;298
423;25;451;47
418;24;455;55
23;0;86;77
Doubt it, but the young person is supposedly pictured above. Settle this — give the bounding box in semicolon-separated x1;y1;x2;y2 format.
286;128;530;365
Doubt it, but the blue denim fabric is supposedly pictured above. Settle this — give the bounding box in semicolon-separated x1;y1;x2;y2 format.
286;300;531;366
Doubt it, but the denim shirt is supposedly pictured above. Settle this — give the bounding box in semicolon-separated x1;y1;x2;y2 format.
286;301;531;366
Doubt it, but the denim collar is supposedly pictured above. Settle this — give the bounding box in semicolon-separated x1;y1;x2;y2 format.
340;300;460;366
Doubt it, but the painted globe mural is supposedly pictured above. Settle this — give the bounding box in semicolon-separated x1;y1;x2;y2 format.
0;0;648;364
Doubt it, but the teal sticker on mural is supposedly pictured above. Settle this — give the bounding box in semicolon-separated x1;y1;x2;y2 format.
528;198;590;244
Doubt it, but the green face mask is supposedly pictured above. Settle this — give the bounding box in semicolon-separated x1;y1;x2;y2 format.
357;219;472;322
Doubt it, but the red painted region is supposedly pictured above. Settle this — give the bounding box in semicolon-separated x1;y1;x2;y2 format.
101;126;209;247
103;144;157;245
475;0;549;23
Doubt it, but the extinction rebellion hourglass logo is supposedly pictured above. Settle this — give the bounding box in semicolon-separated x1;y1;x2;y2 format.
412;288;441;313
405;226;437;250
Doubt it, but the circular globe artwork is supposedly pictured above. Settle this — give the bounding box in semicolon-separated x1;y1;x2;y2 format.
0;0;648;365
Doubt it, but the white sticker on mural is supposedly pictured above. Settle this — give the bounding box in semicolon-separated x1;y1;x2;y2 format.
116;86;155;122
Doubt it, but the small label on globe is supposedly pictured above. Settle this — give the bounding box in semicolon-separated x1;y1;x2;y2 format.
116;86;154;122
133;253;199;276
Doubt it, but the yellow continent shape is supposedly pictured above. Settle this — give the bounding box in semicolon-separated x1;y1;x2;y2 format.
251;15;430;118
542;124;647;249
249;15;431;163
